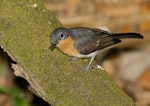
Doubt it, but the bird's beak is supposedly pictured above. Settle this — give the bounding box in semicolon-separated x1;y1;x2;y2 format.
50;43;56;51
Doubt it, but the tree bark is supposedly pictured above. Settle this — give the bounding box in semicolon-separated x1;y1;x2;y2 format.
0;0;135;105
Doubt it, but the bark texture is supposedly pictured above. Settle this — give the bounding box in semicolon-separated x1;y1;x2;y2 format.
0;0;135;105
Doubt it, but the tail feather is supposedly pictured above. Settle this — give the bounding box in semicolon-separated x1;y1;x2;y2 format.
111;33;143;39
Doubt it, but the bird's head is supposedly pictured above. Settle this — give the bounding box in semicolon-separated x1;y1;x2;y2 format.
50;27;69;51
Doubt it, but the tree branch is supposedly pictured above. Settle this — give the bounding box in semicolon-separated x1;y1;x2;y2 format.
0;0;134;105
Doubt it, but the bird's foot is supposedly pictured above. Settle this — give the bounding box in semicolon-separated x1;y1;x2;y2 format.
83;66;92;71
69;57;78;62
83;65;104;71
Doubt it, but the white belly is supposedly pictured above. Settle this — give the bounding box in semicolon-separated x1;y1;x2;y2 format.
76;46;113;59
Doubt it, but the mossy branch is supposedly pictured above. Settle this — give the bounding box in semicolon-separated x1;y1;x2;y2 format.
0;0;134;105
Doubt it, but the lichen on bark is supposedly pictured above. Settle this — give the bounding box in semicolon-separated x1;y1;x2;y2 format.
0;0;135;105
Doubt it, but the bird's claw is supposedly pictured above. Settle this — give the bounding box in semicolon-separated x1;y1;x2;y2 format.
82;66;92;71
69;57;77;62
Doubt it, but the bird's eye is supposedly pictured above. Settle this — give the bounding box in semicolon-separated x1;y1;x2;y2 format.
60;34;64;38
59;33;66;39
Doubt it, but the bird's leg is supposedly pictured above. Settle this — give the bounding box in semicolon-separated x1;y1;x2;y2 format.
69;57;78;62
83;56;95;71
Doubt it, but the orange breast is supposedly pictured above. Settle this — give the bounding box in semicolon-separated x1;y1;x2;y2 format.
56;36;79;57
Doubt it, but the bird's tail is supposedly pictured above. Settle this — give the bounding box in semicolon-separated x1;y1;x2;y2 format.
96;32;143;51
111;33;143;39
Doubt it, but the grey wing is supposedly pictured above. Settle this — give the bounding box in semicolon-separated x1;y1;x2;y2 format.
71;27;100;55
72;27;122;55
91;28;122;50
74;37;99;55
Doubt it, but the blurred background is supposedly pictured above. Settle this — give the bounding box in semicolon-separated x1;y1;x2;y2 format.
0;0;150;106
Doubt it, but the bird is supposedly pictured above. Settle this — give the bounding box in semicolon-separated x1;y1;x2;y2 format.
50;27;143;71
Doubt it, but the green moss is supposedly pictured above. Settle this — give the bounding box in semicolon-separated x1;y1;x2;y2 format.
0;0;135;106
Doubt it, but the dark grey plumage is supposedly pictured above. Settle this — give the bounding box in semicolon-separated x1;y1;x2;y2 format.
68;27;143;55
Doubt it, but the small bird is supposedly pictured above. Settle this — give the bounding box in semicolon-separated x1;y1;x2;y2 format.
50;27;143;71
